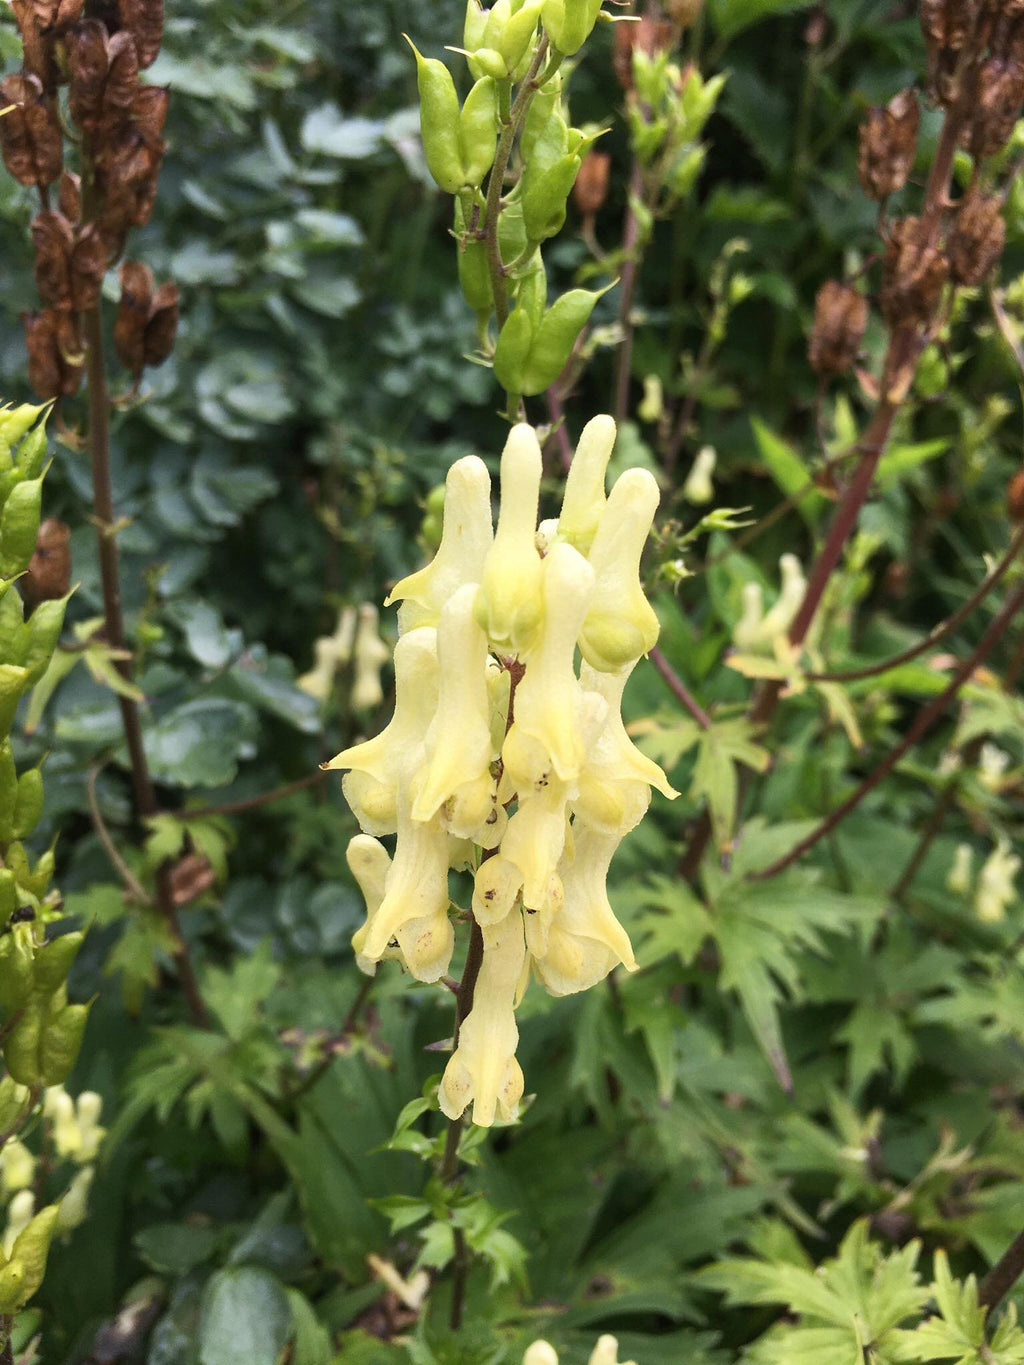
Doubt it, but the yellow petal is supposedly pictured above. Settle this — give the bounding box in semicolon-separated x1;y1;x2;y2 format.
475;424;544;656
578;469;660;672
361;800;452;982
347;834;398;975
386;455;494;630
557;414;615;554
500;779;571;912
438;909;526;1127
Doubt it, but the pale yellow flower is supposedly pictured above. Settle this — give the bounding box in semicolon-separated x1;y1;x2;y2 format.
578;469;661;672
410;584;499;843
439;909;526;1126
351;604;390;711
386;455;493;631
475;424;545;656
683;445;716;505
557;414;616;554
533;826;637;995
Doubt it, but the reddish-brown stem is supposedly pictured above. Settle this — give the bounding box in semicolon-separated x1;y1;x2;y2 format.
545;384;573;473
808;527;1024;684
649;645;711;729
168;770;326;821
749;584;1024;883
613;161;645;427
979;1225;1024;1312
83;304;208;1029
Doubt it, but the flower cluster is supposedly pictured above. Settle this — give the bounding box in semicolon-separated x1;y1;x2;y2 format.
327;417;675;1127
524;1335;636;1365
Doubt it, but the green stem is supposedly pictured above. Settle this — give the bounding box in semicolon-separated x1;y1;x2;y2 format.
481;37;556;332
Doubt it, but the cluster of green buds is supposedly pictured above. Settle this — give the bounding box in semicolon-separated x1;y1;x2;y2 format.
0;403;89;1338
624;44;724;214
409;1;616;413
327;416;675;1126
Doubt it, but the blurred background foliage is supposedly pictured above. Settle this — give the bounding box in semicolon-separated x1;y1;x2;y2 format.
0;0;1023;1361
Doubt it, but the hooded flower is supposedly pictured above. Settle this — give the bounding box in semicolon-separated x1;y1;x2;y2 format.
439;908;526;1126
578;468;661;671
324;627;439;836
386;454;493;631
474;423;545;656
556;413;615;554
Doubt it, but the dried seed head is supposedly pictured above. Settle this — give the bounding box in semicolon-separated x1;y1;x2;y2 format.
113;259;152;375
808;280;869;374
114;0;162;68
169;852;216;907
59;169;81;222
70;223;107;308
613;16;674;91
21;517;71;609
9;0;84;92
857;90;919;200
29;210;73;308
948;185;1006;284
22;309;84;399
573;150;611;216
67;19;110;129
102;31;139;128
920;0;973;50
879;216;949;326
0;74;63;186
1008;467;1024;522
968;57;1024;160
143;281;179;366
131;83;169;139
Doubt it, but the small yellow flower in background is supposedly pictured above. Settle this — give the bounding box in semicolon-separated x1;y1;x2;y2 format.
0;1140;34;1193
297;605;356;701
328;416;675;1127
683;444;716;504
947;843;973;895
4;1189;34;1256
975;839;1021;923
637;374;663;424
733;554;807;654
351;604;390;711
55;1165;94;1234
978;742;1011;792
521;1335;638;1365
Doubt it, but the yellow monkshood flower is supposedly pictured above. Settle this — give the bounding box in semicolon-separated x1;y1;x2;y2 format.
556;414;615;554
439;908;526;1126
410;583;499;843
386;455;493;631
578;469;661;672
474;424;545;655
329;415;676;1126
351;604;390;711
325;627;439;836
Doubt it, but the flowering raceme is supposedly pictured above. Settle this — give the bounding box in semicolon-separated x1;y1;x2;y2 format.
326;417;676;1127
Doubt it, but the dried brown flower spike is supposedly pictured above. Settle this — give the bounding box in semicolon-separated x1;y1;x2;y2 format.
0;74;62;187
113;260;178;381
879;216;949;326
22;309;84;399
948;186;1006;285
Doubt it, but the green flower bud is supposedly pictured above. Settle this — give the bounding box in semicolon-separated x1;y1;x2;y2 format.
541;0;602;55
459;77;499;187
0;474;44;579
11;766;43;841
522;152;581;241
455;199;493;314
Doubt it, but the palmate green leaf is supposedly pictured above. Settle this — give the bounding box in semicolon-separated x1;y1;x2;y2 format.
887;1252;1024;1363
702;1221;928;1361
709;872;882;1087
954;687;1024;752
690;717;771;845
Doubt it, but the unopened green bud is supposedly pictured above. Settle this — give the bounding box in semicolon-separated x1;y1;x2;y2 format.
541;0;602;54
459;77;499;187
11;767;44;841
522;152;581;241
409;41;466;194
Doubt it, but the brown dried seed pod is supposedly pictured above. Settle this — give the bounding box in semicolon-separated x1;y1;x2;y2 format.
113;259;152;374
67;18;110;129
920;0;972;49
573;150;611;216
168;852;215;907
70;223;107;309
131;83;169;139
29;210;73;309
0;74;63;186
1008;468;1024;523
100;29;139;131
948;186;1006;284
21;517;71;610
116;0;162;68
59;169;81;222
879;215;949;326
143;281;178;366
808;280;869;375
857;90;919;200
22;309;84;399
968;57;1024;160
